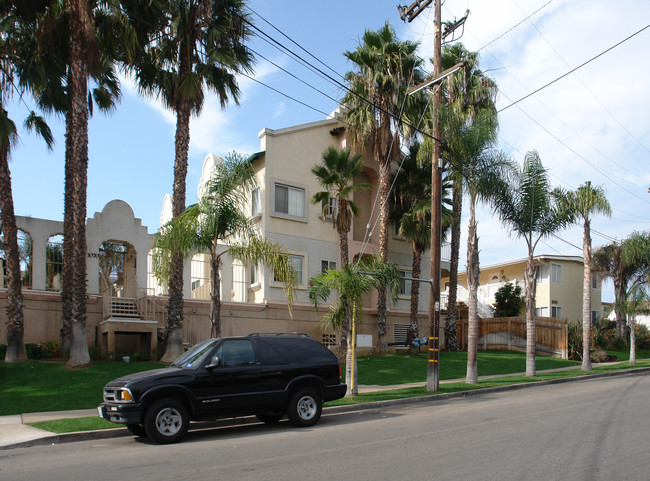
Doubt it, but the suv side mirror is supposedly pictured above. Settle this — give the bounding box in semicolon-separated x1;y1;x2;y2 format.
206;356;221;369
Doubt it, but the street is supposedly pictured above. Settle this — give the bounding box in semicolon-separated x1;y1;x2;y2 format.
1;373;648;481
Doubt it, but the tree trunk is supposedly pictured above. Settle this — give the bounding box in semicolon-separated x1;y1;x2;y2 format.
375;134;392;355
444;178;462;351
409;242;422;342
465;197;479;384
66;0;91;369
0;144;26;362
60;111;74;356
338;219;349;357
524;250;537;377
629;315;636;366
581;219;592;370
209;254;222;338
161;58;192;362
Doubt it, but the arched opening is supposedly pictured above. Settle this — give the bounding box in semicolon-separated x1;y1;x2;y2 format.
46;234;64;291
99;241;137;297
0;229;33;289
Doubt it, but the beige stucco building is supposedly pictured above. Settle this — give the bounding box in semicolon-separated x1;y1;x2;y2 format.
443;255;603;325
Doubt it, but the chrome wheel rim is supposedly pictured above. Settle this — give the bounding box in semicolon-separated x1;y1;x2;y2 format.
154;407;183;436
297;395;317;420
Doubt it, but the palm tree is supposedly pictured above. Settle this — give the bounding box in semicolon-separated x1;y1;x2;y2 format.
439;44;498;352
341;21;424;354
594;232;650;340
311;146;371;355
391;143;432;344
491;151;573;376
130;0;254;362
153;152;295;339
1;1;54;362
617;284;650;365
309;257;401;396
558;181;611;370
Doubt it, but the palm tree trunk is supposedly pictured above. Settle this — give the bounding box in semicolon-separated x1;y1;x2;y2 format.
375;137;392;354
409;243;422;343
61;110;74;356
209;254;222;338
161;92;191;362
524;250;537;376
465;198;479;384
66;0;91;368
629;315;636;365
338;223;349;357
444;178;462;351
581;220;592;370
0;145;26;362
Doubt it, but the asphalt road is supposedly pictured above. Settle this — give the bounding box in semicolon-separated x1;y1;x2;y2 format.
1;373;648;481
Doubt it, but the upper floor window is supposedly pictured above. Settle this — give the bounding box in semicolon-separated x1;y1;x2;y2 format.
250;263;260;286
551;263;562;284
536;264;548;284
399;270;412;296
274;183;304;217
290;255;303;284
251;187;261;218
551;305;562;318
321;260;336;273
323;197;338;219
591;273;598;289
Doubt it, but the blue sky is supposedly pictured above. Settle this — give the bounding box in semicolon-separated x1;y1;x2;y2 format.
7;0;650;301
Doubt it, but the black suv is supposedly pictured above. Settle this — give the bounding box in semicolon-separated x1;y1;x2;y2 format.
98;333;347;444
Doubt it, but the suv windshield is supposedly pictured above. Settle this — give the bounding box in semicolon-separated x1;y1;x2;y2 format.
170;339;217;368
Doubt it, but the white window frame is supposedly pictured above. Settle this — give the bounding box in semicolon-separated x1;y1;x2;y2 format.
249;263;260;288
323;197;338;220
399;270;412;297
274;253;306;287
536;264;548;284
535;306;549;317
551;263;562;284
272;180;307;222
321;260;336;273
591;273;598;289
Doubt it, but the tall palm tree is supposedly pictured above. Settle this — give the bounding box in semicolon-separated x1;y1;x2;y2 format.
341;21;424;354
1;0;54;362
311;146;371;357
439;44;498;352
491;151;573;376
130;0;254;362
153;153;295;339
309;257;400;396
558;181;611;370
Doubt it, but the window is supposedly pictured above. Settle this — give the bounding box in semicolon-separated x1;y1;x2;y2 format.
551;305;562;318
536;306;549;317
323;197;337;219
591;273;598;289
274;183;304;217
274;254;304;285
321;260;336;273
251;187;261;217
399;270;412;296
551;263;562;284
536;265;548;284
591;310;600;325
213;339;256;366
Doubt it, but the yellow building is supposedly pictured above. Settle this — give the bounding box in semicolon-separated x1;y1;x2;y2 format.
443;255;602;324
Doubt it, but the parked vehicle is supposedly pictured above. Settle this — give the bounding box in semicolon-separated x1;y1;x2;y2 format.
98;333;347;443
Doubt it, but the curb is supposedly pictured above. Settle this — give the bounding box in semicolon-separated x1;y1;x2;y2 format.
4;366;649;450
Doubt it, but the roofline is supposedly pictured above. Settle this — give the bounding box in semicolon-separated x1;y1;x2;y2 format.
258;117;340;139
455;254;585;276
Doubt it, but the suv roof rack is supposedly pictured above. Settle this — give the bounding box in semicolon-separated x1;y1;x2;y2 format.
247;332;311;338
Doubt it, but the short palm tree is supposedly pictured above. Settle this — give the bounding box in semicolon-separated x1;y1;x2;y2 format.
311;146;371;355
491;151;573;376
341;21;424;354
153;153;295;339
309;257;400;396
558;181;611;370
130;0;254;362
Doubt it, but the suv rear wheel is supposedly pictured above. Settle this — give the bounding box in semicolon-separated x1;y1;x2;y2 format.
287;389;322;427
144;398;189;444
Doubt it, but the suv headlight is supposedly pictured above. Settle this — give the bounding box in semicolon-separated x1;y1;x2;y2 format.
104;387;134;403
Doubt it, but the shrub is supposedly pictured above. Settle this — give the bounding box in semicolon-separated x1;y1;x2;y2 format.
0;344;6;360
567;321;583;361
25;343;44;359
493;282;525;317
593;327;628;351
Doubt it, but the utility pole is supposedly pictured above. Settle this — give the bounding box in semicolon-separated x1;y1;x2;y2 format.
398;0;467;392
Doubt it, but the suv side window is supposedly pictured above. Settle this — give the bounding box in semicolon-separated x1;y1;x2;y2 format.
214;339;256;366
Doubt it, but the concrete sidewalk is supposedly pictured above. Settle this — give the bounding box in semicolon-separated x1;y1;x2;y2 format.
0;363;629;451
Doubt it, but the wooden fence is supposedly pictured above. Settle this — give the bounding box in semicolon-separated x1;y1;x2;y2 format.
457;317;568;359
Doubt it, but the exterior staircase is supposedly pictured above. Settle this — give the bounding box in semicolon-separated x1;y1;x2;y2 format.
109;298;141;319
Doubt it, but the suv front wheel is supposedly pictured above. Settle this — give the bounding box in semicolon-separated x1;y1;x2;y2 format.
287;389;322;427
144;398;190;444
